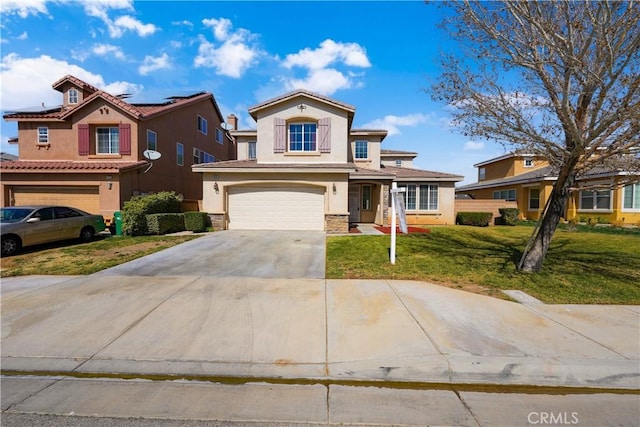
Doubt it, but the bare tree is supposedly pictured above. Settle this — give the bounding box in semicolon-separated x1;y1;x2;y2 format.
430;0;640;272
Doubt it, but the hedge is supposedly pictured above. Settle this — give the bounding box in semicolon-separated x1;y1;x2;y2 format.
498;208;520;226
184;211;208;232
121;192;182;236
146;213;186;235
456;212;493;227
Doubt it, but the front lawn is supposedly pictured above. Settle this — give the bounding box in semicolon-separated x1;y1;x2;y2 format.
327;225;640;304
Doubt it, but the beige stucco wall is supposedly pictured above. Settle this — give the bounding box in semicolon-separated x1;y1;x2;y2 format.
253;97;350;164
389;182;458;225
349;137;382;170
201;172;350;216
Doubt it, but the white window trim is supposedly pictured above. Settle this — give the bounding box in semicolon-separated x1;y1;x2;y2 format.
622;183;640;212
288;122;317;152
215;128;224;145
395;159;402;168
578;189;613;212
248;141;257;160
402;183;439;212
147;129;157;151
479;167;486;180
524;158;535;168
37;127;49;144
362;184;372;211
197;115;208;135
354;140;368;160
528;188;540;211
68;88;78;104
96;127;119;154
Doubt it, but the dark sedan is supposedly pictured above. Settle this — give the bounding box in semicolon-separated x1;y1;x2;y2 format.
1;206;106;256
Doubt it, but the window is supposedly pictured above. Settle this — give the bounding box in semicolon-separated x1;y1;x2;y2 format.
524;158;535;168
289;123;317;152
193;147;214;164
395;159;402;168
362;185;372;210
96;127;119;154
37;127;49;144
493;189;516;201
623;183;640;211
402;184;439;211
193;148;200;165
215;128;223;144
579;189;611;211
197;115;208;135
529;188;540;210
147;130;157;151
248;142;257;159
479;167;486;180
176;143;184;166
355;141;368;159
68;88;78;104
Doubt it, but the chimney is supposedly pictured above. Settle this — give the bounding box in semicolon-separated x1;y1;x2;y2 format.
226;114;238;131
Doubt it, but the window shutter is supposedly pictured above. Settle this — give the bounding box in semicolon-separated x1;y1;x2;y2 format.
318;117;331;153
274;117;286;153
78;124;90;156
119;123;131;155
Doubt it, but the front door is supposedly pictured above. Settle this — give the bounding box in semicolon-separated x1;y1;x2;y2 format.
348;185;360;223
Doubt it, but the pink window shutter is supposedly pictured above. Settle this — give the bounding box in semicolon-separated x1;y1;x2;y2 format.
78;124;90;156
318;117;331;153
274;118;286;153
119;123;131;155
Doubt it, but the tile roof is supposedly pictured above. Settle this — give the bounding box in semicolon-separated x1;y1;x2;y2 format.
350;166;395;179
381;165;464;181
248;89;356;115
192;159;356;171
52;75;100;93
456;166;557;191
380;149;418;156
0;160;148;172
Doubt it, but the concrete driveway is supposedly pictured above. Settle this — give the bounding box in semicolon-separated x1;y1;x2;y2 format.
95;230;326;279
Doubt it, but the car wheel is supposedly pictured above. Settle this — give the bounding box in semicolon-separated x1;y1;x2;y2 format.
79;227;95;242
1;236;20;257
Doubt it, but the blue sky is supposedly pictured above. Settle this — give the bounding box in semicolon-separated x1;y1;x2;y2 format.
0;0;506;184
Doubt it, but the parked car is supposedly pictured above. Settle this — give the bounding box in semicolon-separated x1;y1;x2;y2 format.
1;206;106;256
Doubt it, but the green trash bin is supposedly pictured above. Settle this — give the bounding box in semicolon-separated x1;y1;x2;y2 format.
114;211;123;236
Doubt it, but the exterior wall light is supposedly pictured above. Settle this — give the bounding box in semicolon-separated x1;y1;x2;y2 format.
332;183;337;194
214;182;219;193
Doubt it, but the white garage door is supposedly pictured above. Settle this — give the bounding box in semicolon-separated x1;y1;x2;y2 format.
228;185;325;231
12;186;100;213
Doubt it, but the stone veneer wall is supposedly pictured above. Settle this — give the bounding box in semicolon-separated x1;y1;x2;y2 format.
325;214;349;234
381;184;390;225
208;213;225;231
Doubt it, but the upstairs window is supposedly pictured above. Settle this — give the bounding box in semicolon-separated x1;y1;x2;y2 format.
248;142;257;159
37;127;49;144
215;128;224;144
177;142;184;166
355;141;368;159
68;88;78;104
96;127;119;154
147;130;157;151
197;115;208;135
524;158;535;168
395;159;402;167
479;167;486;180
623;183;640;211
289;123;317;152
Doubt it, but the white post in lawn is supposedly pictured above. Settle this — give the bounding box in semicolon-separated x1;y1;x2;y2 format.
391;182;397;265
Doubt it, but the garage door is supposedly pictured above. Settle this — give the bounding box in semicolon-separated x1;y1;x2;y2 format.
228;185;325;231
12;186;100;213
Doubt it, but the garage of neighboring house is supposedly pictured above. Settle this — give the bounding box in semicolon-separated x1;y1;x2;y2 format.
11;186;100;213
227;184;325;231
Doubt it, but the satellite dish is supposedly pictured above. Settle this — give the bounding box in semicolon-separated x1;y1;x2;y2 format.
220;122;234;131
143;150;162;161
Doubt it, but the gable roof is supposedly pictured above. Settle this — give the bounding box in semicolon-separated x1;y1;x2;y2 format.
381;165;464;182
0;160;148;173
381;149;418;158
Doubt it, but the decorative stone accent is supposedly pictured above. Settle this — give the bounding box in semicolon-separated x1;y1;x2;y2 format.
325;214;349;234
208;213;225;231
381;184;390;225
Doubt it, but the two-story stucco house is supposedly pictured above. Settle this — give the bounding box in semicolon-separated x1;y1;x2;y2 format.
2;75;233;223
193;90;463;233
456;152;640;225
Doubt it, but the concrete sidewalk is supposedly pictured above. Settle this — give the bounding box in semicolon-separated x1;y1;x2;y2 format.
1;275;638;390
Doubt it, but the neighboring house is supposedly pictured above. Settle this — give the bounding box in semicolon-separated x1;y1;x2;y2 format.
2;75;232;223
193;90;463;233
456;152;640;225
0;152;18;162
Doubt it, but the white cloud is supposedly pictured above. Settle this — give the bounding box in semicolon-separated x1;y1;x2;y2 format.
284;68;351;96
283;39;370;70
464;141;486;151
0;0;50;18
280;39;371;96
0;53;141;110
80;1;157;39
92;43;125;60
361;113;434;136
138;53;171;75
110;15;157;38
172;20;193;28
17;32;28;40
194;18;261;78
82;0;133;19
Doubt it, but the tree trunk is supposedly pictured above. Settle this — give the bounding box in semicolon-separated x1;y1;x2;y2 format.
518;171;576;272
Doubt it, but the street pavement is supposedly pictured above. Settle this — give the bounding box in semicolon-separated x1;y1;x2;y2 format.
1;230;639;426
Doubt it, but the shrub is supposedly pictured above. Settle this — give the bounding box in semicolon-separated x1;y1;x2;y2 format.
456;212;493;227
184;211;209;232
498;208;520;226
146;213;186;235
122;192;183;236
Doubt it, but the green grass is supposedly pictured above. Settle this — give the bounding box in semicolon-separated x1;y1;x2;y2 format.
327;226;640;304
0;235;199;277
